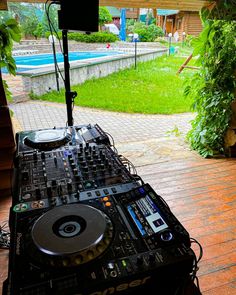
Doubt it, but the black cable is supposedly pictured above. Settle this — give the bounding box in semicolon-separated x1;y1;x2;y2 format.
188;237;203;294
0;221;10;249
45;0;65;85
190;237;203;263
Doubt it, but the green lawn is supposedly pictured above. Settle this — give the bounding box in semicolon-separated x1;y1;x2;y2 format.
33;53;195;114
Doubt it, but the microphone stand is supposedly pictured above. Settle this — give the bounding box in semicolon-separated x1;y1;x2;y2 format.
62;29;77;126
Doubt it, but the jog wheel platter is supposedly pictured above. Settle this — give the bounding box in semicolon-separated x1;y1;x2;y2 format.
27;204;114;267
24;129;72;150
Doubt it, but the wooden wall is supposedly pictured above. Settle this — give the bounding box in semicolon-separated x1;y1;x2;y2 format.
0;72;16;198
176;11;203;39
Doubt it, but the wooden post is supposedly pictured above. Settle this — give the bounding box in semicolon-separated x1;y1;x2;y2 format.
153;8;157;25
177;53;193;74
0;69;16;196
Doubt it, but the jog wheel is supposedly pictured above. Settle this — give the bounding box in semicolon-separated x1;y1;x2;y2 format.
24;128;71;150
27;204;114;267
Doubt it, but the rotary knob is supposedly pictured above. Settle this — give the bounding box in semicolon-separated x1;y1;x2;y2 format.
136;255;143;266
149;253;156;264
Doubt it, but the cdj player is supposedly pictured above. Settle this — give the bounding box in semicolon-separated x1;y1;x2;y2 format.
3;125;201;295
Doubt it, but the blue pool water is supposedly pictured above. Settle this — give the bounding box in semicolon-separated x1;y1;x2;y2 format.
4;51;121;73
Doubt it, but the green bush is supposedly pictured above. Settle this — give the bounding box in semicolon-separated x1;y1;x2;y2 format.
67;32;118;43
185;34;197;47
129;22;164;42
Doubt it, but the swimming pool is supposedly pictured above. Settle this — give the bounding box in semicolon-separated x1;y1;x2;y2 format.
8;51;122;73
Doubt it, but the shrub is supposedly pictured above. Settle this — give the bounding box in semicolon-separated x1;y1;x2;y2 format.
129;22;164;42
67;32;118;43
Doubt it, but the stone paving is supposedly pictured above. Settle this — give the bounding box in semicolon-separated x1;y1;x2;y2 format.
9;100;197;166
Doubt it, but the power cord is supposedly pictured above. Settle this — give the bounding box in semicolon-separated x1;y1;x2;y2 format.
189;237;203;294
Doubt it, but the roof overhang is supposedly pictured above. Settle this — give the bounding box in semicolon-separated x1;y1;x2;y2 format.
5;0;215;12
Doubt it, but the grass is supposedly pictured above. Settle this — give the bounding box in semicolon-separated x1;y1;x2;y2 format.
33;51;196;115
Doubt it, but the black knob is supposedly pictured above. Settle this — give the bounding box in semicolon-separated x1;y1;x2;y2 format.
75;174;81;182
50;197;57;206
160;231;173;242
33;152;37;161
92;165;97;171
83;166;89;172
51;179;57;186
136;255;143;266
61;195;67;204
35;188;41;200
149;253;155;264
73;168;78;175
67;181;72;193
22;171;29;181
47;185;52;197
57;184;63;195
78;156;84;162
54;156;57;165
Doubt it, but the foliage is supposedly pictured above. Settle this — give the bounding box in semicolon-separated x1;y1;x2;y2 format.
126;18;135;32
67;31;118;43
99;7;112;27
185;17;236;157
33;23;43;39
184;34;197;47
128;22;164;42
0;18;21;101
0;18;21;75
42;4;59;36
21;15;38;38
203;0;236;21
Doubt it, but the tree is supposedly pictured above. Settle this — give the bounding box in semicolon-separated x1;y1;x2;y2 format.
33;23;43;39
99;7;112;29
21;15;39;38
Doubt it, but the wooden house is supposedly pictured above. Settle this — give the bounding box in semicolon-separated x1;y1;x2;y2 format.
157;10;203;39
